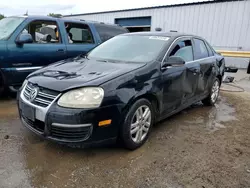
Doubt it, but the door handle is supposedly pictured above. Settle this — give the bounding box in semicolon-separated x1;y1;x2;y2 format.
57;49;65;52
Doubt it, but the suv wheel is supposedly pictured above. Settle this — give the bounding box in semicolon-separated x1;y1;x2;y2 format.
120;99;153;150
202;78;220;106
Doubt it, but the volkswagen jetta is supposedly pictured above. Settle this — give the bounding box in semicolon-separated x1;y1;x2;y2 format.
17;32;225;150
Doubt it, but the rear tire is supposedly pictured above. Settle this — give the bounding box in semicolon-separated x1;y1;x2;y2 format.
120;98;154;150
202;78;220;106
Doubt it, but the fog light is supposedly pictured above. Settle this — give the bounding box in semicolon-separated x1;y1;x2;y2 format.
98;120;112;126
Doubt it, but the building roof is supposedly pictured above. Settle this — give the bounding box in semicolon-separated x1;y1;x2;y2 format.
64;0;243;17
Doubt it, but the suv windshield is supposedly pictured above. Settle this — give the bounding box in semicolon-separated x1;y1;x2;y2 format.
88;35;169;63
0;17;25;40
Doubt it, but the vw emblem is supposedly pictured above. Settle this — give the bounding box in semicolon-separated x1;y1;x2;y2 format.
29;87;39;102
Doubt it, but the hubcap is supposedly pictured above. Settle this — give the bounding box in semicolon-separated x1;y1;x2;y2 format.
211;80;220;103
130;105;151;143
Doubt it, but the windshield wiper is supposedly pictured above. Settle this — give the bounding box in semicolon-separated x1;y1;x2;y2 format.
79;54;89;60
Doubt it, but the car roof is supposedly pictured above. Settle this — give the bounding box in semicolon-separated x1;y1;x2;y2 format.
11;15;55;19
121;31;197;39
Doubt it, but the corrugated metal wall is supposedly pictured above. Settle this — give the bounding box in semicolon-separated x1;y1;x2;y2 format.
66;1;250;51
66;1;250;68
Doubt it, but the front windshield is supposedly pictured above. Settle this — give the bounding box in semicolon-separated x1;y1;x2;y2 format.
0;17;25;40
88;35;169;63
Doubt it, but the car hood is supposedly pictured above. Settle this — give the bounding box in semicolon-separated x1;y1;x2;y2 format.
28;57;146;92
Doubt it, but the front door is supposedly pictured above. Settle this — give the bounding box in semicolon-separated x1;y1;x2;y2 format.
161;65;186;115
7;19;67;68
6;19;67;84
161;37;199;115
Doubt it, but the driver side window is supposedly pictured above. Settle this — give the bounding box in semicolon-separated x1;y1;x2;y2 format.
169;39;194;62
20;20;61;44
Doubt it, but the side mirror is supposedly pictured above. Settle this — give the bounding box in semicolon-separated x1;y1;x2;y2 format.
162;56;185;69
16;33;33;45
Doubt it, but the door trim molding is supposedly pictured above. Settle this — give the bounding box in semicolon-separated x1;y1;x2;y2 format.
2;66;43;71
186;56;215;64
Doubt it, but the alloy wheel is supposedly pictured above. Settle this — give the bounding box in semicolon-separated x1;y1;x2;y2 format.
130;105;151;143
211;80;220;103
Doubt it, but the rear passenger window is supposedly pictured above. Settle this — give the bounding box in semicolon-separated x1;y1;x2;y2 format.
94;24;128;42
169;39;193;62
205;42;214;56
193;38;209;60
65;22;94;44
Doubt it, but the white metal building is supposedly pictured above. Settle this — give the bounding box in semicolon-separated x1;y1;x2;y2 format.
65;0;250;68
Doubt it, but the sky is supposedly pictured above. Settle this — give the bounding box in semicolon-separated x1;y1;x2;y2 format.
0;0;211;16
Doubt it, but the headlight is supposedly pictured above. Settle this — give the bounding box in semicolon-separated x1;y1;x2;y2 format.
58;87;104;108
21;79;28;89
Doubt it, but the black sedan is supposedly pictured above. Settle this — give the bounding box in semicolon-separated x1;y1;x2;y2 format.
17;32;225;150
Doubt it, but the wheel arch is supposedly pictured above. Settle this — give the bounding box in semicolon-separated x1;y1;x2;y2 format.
123;92;161;122
216;74;222;85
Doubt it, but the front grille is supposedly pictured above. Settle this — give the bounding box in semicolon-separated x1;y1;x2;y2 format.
23;83;59;108
51;125;92;141
22;116;45;133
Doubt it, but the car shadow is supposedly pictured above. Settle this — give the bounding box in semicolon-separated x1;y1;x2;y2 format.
0;92;17;101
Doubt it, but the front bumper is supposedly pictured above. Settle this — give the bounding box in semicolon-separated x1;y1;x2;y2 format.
17;89;125;145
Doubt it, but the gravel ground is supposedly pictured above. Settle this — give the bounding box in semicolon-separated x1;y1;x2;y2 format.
0;71;250;188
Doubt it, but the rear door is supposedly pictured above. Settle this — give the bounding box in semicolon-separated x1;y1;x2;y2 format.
192;38;216;96
63;22;97;58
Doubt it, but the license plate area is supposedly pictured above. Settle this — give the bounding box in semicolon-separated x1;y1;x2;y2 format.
20;101;35;122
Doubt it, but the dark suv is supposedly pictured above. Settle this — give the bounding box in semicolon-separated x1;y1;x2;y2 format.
17;32;225;150
0;15;128;95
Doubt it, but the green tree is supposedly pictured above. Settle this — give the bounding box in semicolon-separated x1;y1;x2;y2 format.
48;13;62;18
0;14;5;20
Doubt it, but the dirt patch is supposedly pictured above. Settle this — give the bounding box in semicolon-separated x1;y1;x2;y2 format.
0;97;18;119
0;92;250;188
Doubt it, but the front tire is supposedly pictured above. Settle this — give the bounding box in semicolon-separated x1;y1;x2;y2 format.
202;78;220;106
120;99;153;150
0;71;6;97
